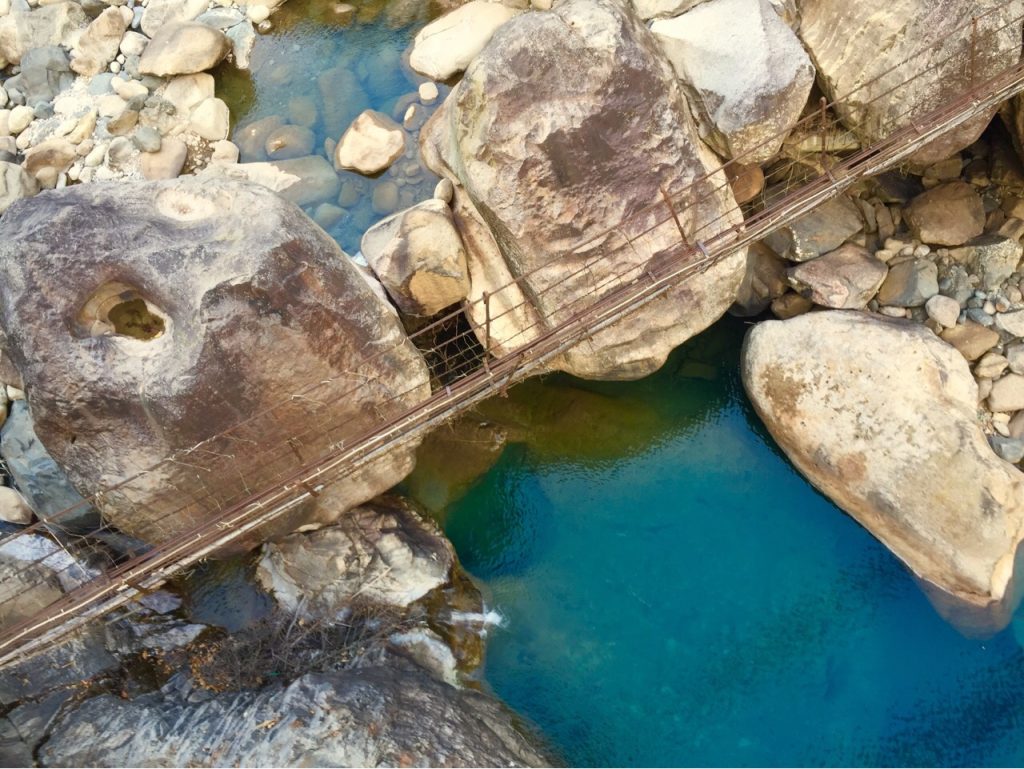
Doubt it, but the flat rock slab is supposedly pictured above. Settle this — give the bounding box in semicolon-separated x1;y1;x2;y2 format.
743;310;1024;634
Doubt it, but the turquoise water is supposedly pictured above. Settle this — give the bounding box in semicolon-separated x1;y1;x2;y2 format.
442;319;1024;767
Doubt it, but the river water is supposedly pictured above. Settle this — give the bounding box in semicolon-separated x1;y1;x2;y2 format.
224;9;1024;767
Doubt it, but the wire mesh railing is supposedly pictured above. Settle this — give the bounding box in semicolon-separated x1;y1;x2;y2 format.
0;0;1022;668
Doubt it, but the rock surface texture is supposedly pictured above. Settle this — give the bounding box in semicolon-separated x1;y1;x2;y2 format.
256;497;454;618
743;311;1024;633
361;199;471;316
798;0;1024;164
422;0;746;380
0;178;431;544
651;0;815;162
39;664;548;767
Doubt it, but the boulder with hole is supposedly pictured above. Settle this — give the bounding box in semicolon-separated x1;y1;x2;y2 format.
0;178;431;545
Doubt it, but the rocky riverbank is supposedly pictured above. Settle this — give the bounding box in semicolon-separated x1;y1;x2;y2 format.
3;0;1024;764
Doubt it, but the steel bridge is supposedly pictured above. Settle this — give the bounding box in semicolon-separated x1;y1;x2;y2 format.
0;1;1023;672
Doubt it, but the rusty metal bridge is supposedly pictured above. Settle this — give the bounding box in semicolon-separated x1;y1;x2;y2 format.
1;2;1023;671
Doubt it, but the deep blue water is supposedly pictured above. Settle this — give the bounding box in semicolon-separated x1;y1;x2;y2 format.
443;319;1024;767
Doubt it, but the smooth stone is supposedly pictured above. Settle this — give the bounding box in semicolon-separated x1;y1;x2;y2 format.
70;6;130;76
418;81;438;105
925;294;961;327
132;126;161;153
264;124;314;161
234;114;284;162
189;97;230;141
0;486;33;525
361;198;471;317
875;257;939;307
371;181;399;215
990;374;1024;413
940;321;1000;361
0;160;39;214
408;0;520;81
762;195;863;262
139;136;185;180
1007;342;1024;375
996;310;1024;338
975;352;1009;380
990;435;1024;464
138;22;230;77
334;110;405;176
139;0;207;38
161;73;214;116
433;177;454;204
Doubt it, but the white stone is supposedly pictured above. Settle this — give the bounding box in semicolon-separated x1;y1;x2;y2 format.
111;77;147;101
119;29;147;57
409;0;520;81
333;110;405;176
418;81;438;105
189;97;229;141
161;73;214;116
8;105;32;135
925;294;961;328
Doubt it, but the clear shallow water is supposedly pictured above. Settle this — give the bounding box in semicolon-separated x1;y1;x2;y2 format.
217;0;441;254
441;318;1024;767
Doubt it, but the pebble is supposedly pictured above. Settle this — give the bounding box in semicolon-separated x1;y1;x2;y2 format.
105;135;134;169
989;435;1024;463
1007;343;1024;375
112;77;148;100
6;386;24;401
210;140;239;164
925;294;960;327
418;81;439;105
975;352;1009;380
966;308;994;327
878;306;907;318
8;105;33;135
132;126;161;152
247;4;270;23
0;87;7;110
989;373;1024;412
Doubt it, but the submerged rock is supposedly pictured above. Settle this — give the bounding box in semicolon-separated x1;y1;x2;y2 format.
39;663;549;767
798;0;1022;164
423;0;746;380
743;311;1024;634
0;178;431;544
651;0;814;162
333;109;405;176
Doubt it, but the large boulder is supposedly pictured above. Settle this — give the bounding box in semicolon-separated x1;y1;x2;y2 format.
0;178;431;544
138;21;230;77
743;311;1024;634
361;199;471;317
422;0;746;380
798;0;1023;164
651;0;815;162
39;664;548;767
256;496;454;619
